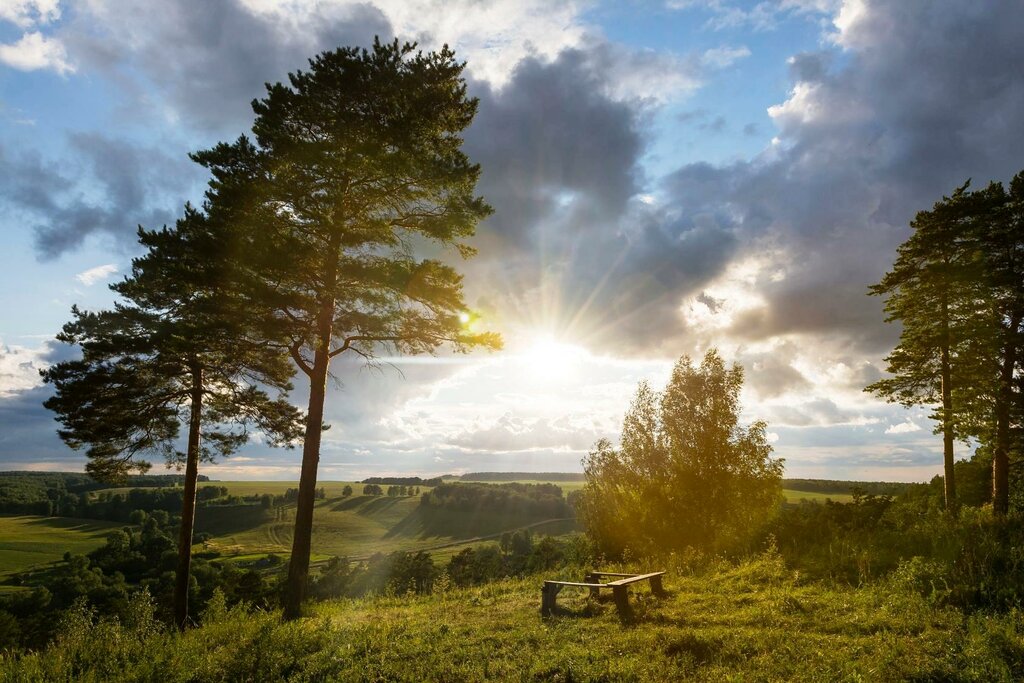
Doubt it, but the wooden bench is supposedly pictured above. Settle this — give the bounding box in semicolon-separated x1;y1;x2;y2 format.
541;571;666;616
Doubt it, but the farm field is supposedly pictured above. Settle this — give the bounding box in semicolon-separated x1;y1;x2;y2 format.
196;492;578;561
0;515;121;578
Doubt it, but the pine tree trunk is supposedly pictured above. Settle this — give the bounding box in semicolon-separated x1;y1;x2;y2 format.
283;231;341;621
992;314;1019;517
940;295;957;512
173;365;203;631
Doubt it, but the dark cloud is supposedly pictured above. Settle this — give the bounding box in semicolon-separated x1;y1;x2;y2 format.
657;0;1024;355
62;0;393;133
0;134;195;258
462;47;740;353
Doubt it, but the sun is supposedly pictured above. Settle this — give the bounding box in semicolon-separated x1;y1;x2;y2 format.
519;334;588;379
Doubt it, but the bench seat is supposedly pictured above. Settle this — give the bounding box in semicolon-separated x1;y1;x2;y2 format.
541;570;666;616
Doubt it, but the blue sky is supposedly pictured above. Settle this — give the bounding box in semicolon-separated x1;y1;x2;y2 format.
1;0;1022;481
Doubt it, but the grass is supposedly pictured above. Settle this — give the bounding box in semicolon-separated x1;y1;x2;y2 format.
4;552;1022;681
0;515;121;578
197;494;578;561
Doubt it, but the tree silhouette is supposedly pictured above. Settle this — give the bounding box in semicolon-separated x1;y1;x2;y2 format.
42;206;303;629
867;183;989;511
192;39;500;619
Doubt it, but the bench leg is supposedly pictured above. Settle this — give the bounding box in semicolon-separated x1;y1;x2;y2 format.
612;585;630;616
651;574;666;597
584;573;600;600
541;582;563;616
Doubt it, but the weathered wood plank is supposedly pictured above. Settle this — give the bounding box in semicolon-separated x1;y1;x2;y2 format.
606;571;665;587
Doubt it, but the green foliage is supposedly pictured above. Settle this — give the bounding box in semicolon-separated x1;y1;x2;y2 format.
579;350;783;557
421;482;571;518
869;172;1024;511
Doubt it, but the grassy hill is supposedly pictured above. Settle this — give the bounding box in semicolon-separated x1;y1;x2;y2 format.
0;515;121;579
3;552;1021;681
197;492;577;562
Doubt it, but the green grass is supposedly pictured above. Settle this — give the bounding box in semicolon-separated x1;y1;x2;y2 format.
0;515;121;578
196;494;578;561
5;552;1022;681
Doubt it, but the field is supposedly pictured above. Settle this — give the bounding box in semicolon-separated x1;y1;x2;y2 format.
196;492;577;562
0;515;121;577
1;479;847;578
5;552;1022;681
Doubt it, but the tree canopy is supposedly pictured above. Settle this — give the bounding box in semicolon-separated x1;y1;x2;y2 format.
578;350;783;556
42;205;303;628
190;38;500;618
869;172;1024;515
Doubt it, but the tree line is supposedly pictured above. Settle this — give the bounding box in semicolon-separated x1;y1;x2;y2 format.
40;38;499;629
868;173;1024;514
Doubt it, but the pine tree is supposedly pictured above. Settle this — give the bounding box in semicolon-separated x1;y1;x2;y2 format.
867;183;990;511
971;175;1024;515
191;39;500;619
42;206;303;629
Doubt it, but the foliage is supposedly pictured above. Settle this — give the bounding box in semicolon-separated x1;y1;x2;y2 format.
421;482;571;518
579;350;783;557
869;172;1024;512
459;472;586;482
190;38;500;617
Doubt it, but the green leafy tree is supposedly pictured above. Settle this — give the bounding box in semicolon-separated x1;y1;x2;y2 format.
41;207;303;630
867;183;990;511
578;350;783;556
193;39;501;618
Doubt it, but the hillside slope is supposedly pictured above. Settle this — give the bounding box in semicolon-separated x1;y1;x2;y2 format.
4;552;1021;681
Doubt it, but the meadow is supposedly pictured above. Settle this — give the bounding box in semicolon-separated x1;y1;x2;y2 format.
0;516;121;577
3;550;1021;681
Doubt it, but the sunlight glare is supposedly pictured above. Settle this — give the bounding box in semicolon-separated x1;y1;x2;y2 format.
520;334;587;380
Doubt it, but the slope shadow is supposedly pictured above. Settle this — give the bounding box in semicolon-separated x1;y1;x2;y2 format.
329;496;406;515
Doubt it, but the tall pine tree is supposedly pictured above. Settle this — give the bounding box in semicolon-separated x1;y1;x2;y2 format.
867;183;990;511
42;206;303;629
191;39;500;619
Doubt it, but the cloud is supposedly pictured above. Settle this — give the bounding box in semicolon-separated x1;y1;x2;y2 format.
0;31;73;74
59;0;393;132
0;0;61;28
700;45;751;68
653;0;1024;360
74;263;117;286
885;420;921;435
0;133;196;258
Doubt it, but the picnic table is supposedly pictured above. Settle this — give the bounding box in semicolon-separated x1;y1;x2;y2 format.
541;570;666;616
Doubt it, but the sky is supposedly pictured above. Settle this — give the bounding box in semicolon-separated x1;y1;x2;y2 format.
1;0;1022;481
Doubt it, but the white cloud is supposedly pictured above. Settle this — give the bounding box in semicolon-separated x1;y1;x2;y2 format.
885;420;922;435
0;30;73;74
0;339;50;397
701;45;751;69
240;0;590;87
74;263;117;286
0;0;61;28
